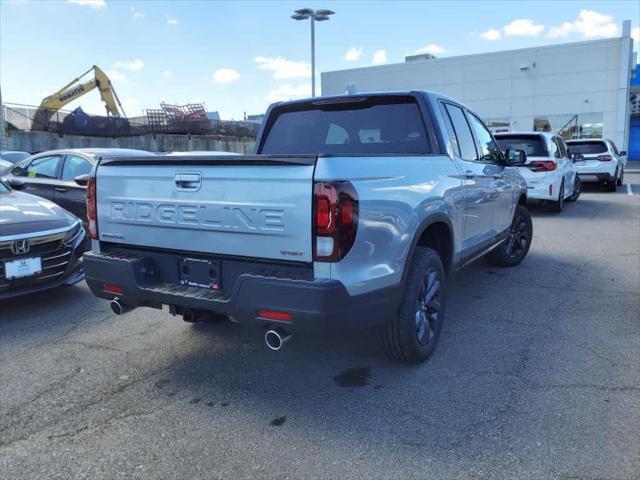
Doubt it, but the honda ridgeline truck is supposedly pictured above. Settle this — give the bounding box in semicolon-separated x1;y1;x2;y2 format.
83;92;532;364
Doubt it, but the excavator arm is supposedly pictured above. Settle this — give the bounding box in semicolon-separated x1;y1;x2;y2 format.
33;65;126;129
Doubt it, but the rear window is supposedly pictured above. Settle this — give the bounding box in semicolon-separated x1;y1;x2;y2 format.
495;135;548;157
566;141;607;154
260;97;430;155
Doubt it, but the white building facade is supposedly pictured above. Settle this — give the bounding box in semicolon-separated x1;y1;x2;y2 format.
322;21;636;150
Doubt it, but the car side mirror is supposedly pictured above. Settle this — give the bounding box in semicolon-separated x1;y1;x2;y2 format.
619;150;627;156
6;177;24;189
74;174;90;186
572;153;584;162
505;148;527;166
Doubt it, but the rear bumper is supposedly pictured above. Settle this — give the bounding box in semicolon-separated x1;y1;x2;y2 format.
83;250;400;333
577;172;613;183
576;162;617;182
525;180;556;201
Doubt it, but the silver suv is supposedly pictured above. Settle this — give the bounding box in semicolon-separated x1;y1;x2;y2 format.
83;92;531;364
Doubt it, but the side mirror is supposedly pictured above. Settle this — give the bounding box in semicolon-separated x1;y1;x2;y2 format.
619;150;627;156
572;153;584;162
74;174;89;186
505;148;527;166
6;177;24;189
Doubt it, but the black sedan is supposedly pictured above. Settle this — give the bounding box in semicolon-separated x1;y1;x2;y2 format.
0;179;88;299
2;148;155;221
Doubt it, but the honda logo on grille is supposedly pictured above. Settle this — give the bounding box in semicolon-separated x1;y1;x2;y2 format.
11;239;30;255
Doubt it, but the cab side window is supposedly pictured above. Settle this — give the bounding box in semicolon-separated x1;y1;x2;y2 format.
466;113;503;163
62;154;93;181
443;103;478;161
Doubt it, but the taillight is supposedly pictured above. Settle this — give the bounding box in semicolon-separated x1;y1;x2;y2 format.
528;160;556;172
86;177;98;239
596;154;612;161
313;181;358;262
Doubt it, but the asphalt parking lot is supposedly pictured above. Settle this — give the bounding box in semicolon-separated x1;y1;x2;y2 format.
1;174;639;480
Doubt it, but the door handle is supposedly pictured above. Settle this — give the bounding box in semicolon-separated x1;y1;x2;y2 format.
493;174;503;179
54;187;68;193
464;170;476;179
174;173;201;191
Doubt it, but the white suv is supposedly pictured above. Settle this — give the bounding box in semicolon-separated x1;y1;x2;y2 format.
495;132;579;213
566;139;627;192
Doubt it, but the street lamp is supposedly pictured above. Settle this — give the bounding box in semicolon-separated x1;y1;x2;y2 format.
291;8;334;97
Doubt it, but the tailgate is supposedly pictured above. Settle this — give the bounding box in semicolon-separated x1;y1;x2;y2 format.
95;155;315;263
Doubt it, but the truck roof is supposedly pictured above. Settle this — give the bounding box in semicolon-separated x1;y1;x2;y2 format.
270;90;470;111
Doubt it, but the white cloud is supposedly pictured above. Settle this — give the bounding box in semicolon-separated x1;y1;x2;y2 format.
121;97;141;115
66;0;106;9
481;28;502;41
410;44;446;55
255;56;311;79
106;70;126;82
547;10;618;39
372;49;387;65
213;68;240;84
114;59;144;71
344;47;363;61
504;18;544;37
266;84;311;102
163;70;172;78
166;16;178;25
130;6;144;18
632;26;640;48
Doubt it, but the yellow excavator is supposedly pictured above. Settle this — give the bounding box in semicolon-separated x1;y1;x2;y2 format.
33;65;126;130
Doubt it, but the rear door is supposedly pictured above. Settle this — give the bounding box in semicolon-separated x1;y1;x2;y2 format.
54;153;93;221
11;154;62;201
96;156;315;263
553;136;575;196
441;102;499;252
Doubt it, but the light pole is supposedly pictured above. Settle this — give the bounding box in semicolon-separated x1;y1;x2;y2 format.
291;8;334;97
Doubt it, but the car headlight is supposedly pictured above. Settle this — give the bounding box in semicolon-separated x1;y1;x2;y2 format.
62;221;83;246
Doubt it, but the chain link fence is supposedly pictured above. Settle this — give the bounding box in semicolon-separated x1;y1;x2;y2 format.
3;104;260;138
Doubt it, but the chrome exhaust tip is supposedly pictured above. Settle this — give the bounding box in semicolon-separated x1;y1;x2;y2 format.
264;327;292;351
110;298;133;316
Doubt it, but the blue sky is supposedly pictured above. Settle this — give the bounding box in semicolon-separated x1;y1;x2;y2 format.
1;0;638;120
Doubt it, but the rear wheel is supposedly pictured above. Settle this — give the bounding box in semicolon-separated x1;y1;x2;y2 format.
607;171;618;192
568;176;581;202
381;247;445;364
549;181;564;213
485;204;533;267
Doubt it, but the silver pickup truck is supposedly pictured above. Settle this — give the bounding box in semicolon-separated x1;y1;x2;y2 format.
83;91;531;364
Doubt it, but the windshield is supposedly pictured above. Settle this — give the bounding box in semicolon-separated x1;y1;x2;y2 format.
566;141;607;154
260;97;430;155
0;151;31;163
495;135;549;157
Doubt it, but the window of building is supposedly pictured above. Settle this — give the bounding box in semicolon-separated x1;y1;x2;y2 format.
534;113;604;140
485;118;511;133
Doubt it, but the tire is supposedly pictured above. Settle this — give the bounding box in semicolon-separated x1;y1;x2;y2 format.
485;204;533;267
381;247;446;364
617;167;624;186
607;172;618;192
568;176;581;202
548;181;564;213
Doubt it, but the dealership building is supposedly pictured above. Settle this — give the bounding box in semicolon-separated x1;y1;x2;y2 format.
322;20;636;154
